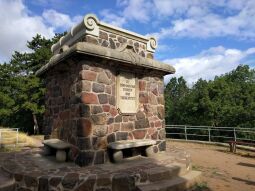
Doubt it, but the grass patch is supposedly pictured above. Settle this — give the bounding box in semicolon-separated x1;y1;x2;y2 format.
191;182;210;191
0;127;44;149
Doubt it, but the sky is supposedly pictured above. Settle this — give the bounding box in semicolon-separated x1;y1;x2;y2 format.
0;0;255;85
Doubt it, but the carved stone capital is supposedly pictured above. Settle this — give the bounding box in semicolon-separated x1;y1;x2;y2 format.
83;14;99;37
147;37;157;53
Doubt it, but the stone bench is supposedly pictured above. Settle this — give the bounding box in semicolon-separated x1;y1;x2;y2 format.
108;139;156;162
43;139;71;162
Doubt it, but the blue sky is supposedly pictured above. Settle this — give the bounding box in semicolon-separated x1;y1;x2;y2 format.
0;0;255;84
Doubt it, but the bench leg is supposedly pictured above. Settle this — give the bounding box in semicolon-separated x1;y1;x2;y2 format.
233;143;237;153
56;150;66;162
113;150;123;163
43;145;52;155
145;146;154;157
229;143;233;152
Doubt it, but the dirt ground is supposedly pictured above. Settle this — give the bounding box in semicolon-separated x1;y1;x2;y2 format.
168;140;255;191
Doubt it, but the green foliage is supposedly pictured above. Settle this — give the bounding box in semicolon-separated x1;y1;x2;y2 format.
165;65;255;128
0;34;64;133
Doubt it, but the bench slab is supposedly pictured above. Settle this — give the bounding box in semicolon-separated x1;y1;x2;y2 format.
108;139;156;150
43;139;71;150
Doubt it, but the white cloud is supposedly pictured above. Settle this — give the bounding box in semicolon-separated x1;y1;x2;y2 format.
0;0;82;63
42;9;82;30
164;46;255;85
101;0;153;27
122;0;152;23
0;0;54;63
110;0;255;40
100;10;126;27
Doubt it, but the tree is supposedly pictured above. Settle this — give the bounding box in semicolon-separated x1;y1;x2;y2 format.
165;65;255;128
0;33;64;133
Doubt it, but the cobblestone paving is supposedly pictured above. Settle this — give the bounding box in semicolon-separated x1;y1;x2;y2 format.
0;146;190;191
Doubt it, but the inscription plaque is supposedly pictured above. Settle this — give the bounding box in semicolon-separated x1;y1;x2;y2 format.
117;72;137;114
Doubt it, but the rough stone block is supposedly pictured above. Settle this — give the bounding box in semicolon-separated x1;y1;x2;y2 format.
81;92;99;104
139;92;148;103
75;151;95;166
139;80;146;91
97;174;111;186
102;40;109;47
93;125;108;137
91;105;103;114
109;96;115;105
38;176;49;191
79;80;92;92
98;94;108;104
157;106;165;119
107;133;116;143
105;85;111;94
77;118;92;137
107;117;114;125
49;177;62;187
86;35;99;45
116;132;128;141
102;104;110;112
93;83;105;93
132;129;147;139
109;38;116;49
91;113;107;125
115;115;122;123
99;31;108;40
62;173;79;189
112;173;135;191
158;128;166;139
98;71;110;84
80;70;97;81
94;150;105;164
79;104;90;117
109;107;118;117
121;122;134;131
74;175;96;191
135;118;149;129
77;137;92;150
136;111;145;120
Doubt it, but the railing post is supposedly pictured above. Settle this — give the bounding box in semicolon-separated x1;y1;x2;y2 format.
16;129;19;147
208;127;211;142
0;130;2;148
234;127;236;142
184;125;187;140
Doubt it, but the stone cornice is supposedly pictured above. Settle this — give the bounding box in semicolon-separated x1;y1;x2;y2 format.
36;42;175;76
51;14;157;55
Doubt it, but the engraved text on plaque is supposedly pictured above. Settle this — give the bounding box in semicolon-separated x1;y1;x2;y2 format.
117;72;137;113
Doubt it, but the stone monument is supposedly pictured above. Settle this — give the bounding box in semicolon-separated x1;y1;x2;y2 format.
36;14;175;166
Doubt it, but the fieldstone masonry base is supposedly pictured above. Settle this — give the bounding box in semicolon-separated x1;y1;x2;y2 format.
37;13;175;166
44;56;167;166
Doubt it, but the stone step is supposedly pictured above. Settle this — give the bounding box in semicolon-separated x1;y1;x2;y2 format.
0;167;15;191
137;170;201;191
143;162;188;183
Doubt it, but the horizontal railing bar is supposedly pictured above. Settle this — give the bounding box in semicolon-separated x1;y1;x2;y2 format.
166;127;255;132
166;125;255;130
186;134;209;137
210;135;234;139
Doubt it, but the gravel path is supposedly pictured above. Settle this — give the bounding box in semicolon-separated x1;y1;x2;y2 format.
168;140;255;191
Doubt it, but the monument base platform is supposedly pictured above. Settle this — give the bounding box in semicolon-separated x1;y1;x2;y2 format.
0;145;200;191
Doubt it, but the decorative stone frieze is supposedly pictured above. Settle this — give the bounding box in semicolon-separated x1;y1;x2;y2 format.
51;14;158;57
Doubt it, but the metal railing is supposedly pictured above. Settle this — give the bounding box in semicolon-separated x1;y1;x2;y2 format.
0;128;19;148
165;125;255;143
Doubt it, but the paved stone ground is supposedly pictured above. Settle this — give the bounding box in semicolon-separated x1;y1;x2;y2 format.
0;145;192;191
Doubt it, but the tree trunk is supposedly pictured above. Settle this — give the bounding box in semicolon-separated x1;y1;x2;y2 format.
33;113;39;135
